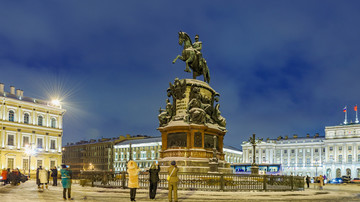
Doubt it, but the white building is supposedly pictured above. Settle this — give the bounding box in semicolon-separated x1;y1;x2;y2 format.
242;124;360;179
113;137;242;172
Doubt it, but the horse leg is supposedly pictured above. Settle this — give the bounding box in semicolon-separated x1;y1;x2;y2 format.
172;55;182;64
185;56;193;73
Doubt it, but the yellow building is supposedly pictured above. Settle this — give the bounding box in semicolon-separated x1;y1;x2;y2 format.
0;83;65;177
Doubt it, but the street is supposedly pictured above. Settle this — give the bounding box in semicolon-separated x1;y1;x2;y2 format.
0;180;360;202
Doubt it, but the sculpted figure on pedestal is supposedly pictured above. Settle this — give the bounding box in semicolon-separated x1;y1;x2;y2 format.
187;87;206;124
168;78;186;100
158;99;174;126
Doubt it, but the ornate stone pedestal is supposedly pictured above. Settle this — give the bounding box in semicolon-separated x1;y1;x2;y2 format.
251;164;259;175
157;78;231;173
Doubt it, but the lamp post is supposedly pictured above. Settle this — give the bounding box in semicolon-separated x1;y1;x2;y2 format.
249;134;263;175
25;144;36;179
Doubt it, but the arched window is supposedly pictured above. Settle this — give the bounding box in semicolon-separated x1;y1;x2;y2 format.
38;115;43;126
24;113;29;124
336;168;341;178
51;118;56;128
9;110;15;122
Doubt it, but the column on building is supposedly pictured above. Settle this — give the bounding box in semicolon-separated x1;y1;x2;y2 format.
2;128;5;147
311;147;314;166
280;149;283;164
17;129;21;149
287;148;290;167
303;148;305;168
295;147;298;169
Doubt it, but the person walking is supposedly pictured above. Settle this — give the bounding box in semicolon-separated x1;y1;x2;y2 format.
127;160;140;201
148;161;160;200
319;175;324;190
306;175;310;188
51;167;58;186
1;169;8;186
39;167;48;190
168;161;179;202
61;164;72;200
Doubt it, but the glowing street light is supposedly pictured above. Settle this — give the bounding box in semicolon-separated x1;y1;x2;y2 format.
51;99;61;106
25;144;36;178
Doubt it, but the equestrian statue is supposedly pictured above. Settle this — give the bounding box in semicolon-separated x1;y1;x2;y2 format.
173;32;211;83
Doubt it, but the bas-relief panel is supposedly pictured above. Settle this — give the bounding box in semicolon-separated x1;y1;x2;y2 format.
194;132;202;147
167;132;187;148
204;134;219;150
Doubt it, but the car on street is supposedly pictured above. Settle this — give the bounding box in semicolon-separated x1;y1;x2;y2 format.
0;175;3;182
350;178;360;184
329;178;343;184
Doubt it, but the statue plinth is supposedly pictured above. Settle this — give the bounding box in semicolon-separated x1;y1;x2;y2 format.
157;78;230;173
251;164;259;175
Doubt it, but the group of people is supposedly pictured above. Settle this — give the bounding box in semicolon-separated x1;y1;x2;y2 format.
1;168;27;186
306;175;325;190
127;160;179;202
35;165;72;200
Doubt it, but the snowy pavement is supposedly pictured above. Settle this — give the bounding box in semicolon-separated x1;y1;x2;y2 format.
0;180;360;202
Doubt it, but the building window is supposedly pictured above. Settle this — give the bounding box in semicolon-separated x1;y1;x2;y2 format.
339;146;342;151
348;146;352;150
23;136;29;147
51;118;56;128
263;150;265;153
50;140;56;150
298;158;303;166
348;155;352;163
23;159;29;170
330;147;333;151
323;148;325;153
38;116;43;126
50;160;56;168
330;155;334;162
37;138;43;149
7;134;14;146
284;150;287;154
306;158;310;166
358;154;360;162
8;158;14;169
315;149;318;153
291;150;294;153
339;155;342;163
37;160;43;168
24;113;30;124
299;149;302;153
9;110;15;122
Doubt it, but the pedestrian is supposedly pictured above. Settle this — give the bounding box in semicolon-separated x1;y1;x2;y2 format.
61;164;72;200
39;167;49;190
1;168;7;185
148;161;160;200
319;175;324;190
168;161;179;202
127;160;140;201
36;166;41;188
6;168;10;185
306;175;310;188
51;167;58;186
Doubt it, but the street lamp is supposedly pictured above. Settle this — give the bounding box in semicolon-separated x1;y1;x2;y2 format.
25;144;36;179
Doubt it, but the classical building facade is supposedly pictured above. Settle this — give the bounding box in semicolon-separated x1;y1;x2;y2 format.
242;124;360;179
0;83;65;177
62;135;151;176
113;137;242;172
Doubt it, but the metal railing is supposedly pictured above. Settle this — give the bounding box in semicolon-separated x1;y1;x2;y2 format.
80;171;304;191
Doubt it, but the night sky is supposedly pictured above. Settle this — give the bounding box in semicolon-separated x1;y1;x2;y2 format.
1;1;360;149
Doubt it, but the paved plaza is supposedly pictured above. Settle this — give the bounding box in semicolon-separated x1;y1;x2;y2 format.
0;180;360;202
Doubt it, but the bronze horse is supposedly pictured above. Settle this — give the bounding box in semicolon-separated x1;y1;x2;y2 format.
172;32;210;83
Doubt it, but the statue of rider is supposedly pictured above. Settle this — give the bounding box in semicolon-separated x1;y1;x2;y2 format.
192;34;204;69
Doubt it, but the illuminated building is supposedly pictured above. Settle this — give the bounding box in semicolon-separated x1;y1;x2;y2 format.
0;83;65;177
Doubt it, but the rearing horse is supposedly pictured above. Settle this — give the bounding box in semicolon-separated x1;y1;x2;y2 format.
172;31;210;83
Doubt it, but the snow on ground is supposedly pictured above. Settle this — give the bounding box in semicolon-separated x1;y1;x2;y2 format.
0;180;359;202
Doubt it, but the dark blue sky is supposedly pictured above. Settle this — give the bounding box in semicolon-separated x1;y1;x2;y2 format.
1;1;360;149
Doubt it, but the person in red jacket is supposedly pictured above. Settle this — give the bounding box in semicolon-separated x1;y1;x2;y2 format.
1;169;7;185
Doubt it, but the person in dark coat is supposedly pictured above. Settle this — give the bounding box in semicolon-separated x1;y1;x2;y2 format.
51;167;58;186
36;166;42;188
148;161;160;200
306;175;310;188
